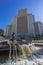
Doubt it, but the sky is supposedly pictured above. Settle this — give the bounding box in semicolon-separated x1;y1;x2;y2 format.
0;0;43;29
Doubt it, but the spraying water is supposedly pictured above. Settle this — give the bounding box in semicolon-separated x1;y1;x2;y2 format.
0;41;43;65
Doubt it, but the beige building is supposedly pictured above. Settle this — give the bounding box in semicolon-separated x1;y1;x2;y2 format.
12;8;35;36
17;8;28;34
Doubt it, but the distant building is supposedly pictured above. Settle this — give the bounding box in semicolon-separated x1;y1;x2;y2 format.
0;29;4;36
34;22;42;36
41;23;43;35
6;25;12;37
12;8;35;36
12;16;17;34
4;29;7;36
27;14;35;36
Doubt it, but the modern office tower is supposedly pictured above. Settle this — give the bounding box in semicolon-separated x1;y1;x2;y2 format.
34;22;42;36
12;8;35;36
6;25;12;37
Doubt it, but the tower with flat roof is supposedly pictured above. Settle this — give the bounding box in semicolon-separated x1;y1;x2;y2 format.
12;8;35;36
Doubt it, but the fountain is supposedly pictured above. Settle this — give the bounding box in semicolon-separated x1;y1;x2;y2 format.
0;41;43;65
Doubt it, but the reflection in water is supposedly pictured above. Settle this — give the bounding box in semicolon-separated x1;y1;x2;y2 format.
0;43;43;65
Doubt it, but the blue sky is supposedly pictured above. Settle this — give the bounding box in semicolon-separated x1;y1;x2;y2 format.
0;0;43;29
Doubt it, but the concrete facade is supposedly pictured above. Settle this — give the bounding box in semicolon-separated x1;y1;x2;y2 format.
41;23;43;35
18;8;27;16
27;14;35;36
34;22;42;36
12;16;17;34
17;16;28;34
17;8;28;34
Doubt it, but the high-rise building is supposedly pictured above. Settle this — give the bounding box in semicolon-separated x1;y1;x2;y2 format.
41;23;43;35
17;8;28;34
34;22;42;36
27;14;35;36
12;8;35;36
12;16;17;34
